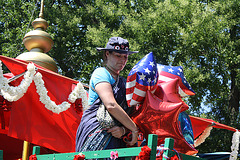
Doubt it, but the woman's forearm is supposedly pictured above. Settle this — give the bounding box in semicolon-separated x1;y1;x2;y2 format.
95;82;138;132
106;102;138;132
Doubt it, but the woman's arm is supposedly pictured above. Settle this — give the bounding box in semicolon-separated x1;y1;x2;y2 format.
95;82;138;146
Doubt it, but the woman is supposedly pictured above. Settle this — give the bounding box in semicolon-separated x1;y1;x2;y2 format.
76;37;139;152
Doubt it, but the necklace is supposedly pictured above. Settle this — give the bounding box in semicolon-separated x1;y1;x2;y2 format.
105;66;119;79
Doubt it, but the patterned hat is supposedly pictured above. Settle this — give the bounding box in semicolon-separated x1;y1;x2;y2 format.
96;37;138;55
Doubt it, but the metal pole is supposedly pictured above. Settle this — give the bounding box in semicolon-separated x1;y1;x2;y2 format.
22;141;30;160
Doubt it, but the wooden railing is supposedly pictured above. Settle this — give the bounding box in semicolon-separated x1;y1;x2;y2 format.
30;134;206;160
0;134;207;160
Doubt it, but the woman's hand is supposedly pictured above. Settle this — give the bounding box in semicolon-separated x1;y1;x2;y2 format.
107;126;125;139
126;130;138;146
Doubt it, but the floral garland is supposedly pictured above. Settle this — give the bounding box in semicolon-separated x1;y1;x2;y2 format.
0;61;36;102
29;154;37;160
33;72;71;113
194;126;213;147
73;153;85;160
110;151;118;160
68;80;88;111
0;60;88;114
136;146;151;160
230;130;240;160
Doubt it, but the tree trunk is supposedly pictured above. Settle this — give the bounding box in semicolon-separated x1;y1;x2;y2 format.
228;25;240;125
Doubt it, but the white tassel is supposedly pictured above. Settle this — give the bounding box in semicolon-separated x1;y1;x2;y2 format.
229;130;240;160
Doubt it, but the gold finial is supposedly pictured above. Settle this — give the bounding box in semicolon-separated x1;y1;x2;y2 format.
39;0;44;18
16;0;58;73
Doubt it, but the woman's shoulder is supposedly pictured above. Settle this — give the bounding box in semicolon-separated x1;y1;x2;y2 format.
92;67;108;77
91;67;113;84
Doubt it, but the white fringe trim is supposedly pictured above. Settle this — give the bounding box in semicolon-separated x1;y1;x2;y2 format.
194;126;213;147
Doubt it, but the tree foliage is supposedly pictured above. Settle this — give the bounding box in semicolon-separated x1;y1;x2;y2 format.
0;0;239;153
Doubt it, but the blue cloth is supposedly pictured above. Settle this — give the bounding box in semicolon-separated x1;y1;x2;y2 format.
76;75;131;152
178;111;194;145
88;67;116;105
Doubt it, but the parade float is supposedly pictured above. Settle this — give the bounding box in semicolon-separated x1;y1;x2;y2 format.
0;1;239;160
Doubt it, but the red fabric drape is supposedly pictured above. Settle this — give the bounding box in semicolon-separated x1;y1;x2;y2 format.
0;55;83;153
190;116;238;139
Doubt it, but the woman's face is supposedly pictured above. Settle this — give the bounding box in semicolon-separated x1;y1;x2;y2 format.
106;51;128;73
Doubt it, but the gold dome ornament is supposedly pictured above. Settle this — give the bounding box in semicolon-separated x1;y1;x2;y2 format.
32;17;48;30
16;0;58;73
22;29;53;53
16;49;58;73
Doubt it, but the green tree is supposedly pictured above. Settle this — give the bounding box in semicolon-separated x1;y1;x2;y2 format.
0;0;36;58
